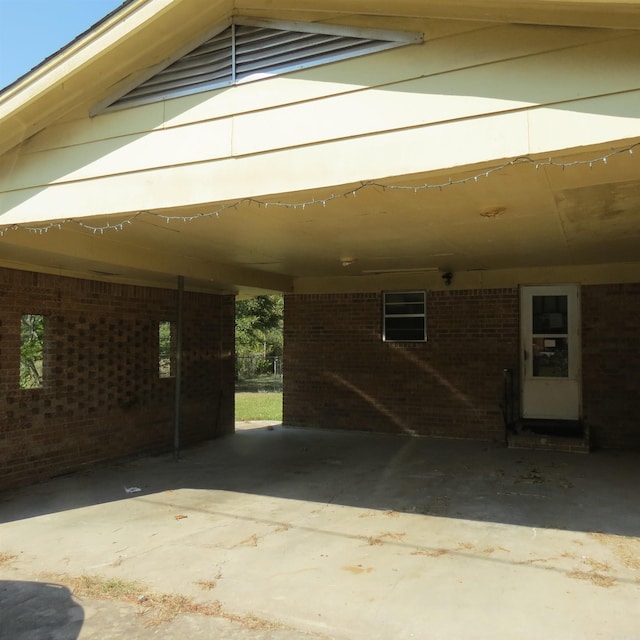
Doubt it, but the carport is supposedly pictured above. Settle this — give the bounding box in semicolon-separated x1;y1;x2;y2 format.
2;3;639;634
1;0;640;488
1;425;639;638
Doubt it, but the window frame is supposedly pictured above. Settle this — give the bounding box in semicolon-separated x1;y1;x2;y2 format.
382;291;427;343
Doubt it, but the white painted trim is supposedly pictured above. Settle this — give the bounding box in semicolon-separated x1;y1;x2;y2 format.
95;17;423;113
235;17;424;44
90;19;233;116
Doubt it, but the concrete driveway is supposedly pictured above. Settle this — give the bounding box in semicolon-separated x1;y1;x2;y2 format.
1;424;639;639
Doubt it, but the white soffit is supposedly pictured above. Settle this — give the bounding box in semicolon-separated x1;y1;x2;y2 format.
97;18;423;112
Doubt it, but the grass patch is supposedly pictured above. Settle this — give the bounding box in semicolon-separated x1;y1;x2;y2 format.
64;574;222;627
235;374;282;393
235;392;282;421
57;574;144;602
47;573;285;630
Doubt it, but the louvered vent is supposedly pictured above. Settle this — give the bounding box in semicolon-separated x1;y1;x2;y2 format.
108;20;422;110
234;24;401;81
114;27;234;108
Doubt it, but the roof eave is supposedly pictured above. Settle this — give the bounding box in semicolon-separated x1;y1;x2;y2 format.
0;0;233;156
3;0;640;156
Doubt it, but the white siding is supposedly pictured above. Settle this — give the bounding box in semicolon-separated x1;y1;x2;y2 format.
2;19;640;223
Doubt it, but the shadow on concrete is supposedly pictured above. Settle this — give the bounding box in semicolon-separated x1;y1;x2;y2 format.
0;426;639;538
0;580;83;640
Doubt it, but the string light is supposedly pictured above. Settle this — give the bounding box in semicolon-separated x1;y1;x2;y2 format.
0;142;638;237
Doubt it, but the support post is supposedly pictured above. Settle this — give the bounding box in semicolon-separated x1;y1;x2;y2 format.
174;275;184;460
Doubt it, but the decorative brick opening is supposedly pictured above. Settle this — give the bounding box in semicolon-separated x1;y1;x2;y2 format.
0;268;235;490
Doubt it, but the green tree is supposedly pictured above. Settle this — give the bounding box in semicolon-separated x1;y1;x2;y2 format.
235;295;283;378
20;314;44;388
158;320;175;378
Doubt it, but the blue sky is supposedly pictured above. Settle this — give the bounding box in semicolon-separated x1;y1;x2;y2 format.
0;0;124;89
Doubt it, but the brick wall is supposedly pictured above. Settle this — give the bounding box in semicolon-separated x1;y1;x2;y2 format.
284;289;519;440
284;285;640;449
582;283;640;448
0;267;235;490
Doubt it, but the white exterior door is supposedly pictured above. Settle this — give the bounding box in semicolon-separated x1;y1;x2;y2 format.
521;285;581;420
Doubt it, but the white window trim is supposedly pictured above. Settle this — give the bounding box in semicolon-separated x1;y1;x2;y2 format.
383;291;427;343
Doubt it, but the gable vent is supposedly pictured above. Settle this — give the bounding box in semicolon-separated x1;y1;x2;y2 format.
106;19;422;111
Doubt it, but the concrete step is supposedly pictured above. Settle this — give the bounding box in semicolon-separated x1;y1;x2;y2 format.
507;419;590;452
507;431;591;453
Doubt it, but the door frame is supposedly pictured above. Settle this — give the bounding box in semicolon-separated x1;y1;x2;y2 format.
520;284;582;421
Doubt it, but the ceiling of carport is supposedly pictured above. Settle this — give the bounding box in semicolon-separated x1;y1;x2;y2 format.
1;142;639;294
2;0;640;294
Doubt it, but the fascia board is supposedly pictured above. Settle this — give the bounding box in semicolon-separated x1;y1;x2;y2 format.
89;19;233;116
0;0;160;155
235;0;640;30
0;0;158;113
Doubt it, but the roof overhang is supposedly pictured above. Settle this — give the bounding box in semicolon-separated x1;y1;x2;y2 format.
2;0;640;295
4;0;640;157
0;0;232;156
1;139;639;295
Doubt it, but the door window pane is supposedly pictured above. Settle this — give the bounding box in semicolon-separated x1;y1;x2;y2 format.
532;337;568;378
532;295;568;334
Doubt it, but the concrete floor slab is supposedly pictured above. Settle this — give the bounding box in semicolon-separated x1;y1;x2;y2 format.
1;425;639;639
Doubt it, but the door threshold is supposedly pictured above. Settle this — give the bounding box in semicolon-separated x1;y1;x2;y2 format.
519;418;584;438
508;419;590;453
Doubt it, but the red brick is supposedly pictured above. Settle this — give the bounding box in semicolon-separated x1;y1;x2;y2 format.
284;285;640;449
284;289;518;440
582;283;640;448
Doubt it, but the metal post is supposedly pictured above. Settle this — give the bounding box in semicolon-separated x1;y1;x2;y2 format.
174;275;184;460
